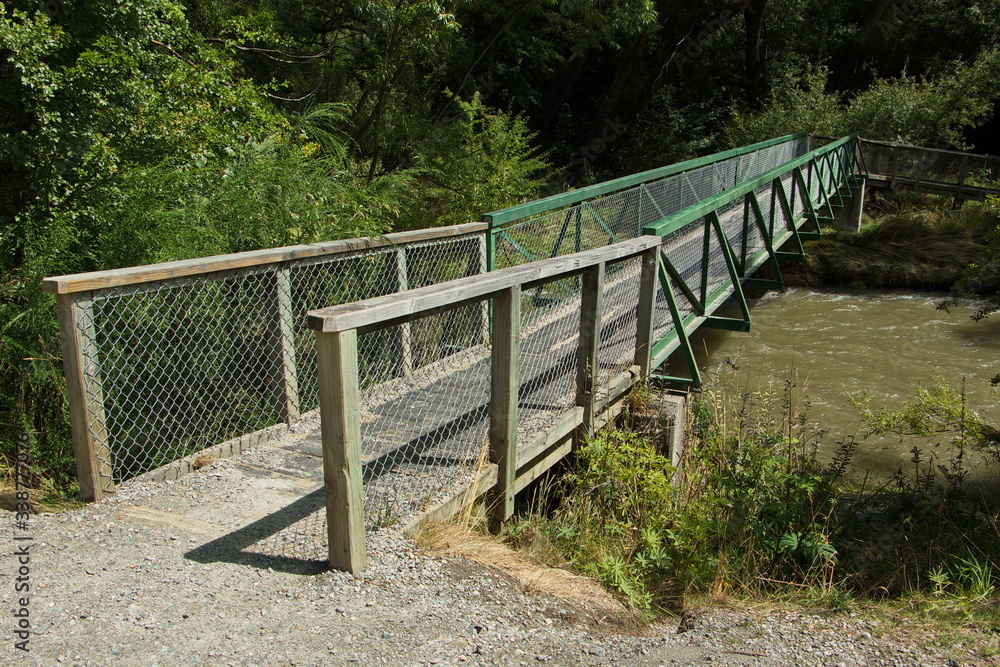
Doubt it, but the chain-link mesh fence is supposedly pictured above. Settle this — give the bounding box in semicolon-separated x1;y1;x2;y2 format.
315;248;651;533
68;230;487;485
356;297;492;530
860;141;998;186
492;135;810;271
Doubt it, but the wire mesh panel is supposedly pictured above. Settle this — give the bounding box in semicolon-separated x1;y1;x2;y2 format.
492;135;810;270
68;230;487;485
91;265;290;481
516;280;583;447
291;236;485;413
356;302;492;530
861;140;1000;190
704;207;736;303
595;257;643;388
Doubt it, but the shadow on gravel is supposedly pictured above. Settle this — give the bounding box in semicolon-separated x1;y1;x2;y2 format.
184;488;330;575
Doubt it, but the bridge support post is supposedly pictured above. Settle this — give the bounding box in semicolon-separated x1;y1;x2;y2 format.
576;264;606;440
634;248;659;377
55;291;115;501
833;178;866;233
489;286;520;530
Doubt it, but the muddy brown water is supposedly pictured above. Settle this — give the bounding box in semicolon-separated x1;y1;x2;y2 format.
664;288;1000;477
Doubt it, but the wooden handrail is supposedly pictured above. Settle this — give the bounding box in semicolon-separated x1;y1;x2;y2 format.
857;137;998;161
43;222;487;294
307;236;662;334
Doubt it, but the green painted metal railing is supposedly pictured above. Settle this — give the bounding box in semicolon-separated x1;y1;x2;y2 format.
485;133;865;386
643;134;863;384
484;133;813;273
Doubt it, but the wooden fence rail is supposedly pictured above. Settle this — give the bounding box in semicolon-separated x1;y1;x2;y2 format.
307;236;662;572
43;223;488;501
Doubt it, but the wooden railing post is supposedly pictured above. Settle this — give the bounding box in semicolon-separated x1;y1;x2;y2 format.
576;263;606;438
476;233;490;345
269;267;300;423
890;145;899;190
956;155;970;202
489;286;520;529
55;292;114;501
393;248;414;378
316;328;366;573
634;248;659;377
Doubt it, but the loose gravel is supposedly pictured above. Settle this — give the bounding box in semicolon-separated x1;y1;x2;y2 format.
3;446;995;666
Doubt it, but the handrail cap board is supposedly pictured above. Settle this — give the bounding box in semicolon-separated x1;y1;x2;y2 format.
307;236;662;333
43;222;488;294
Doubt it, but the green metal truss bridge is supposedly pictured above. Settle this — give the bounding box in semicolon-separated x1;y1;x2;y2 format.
47;134;999;571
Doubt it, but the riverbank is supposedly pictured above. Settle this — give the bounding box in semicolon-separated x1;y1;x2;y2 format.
782;192;998;291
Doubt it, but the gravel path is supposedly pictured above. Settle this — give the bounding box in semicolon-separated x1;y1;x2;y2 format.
4;447;994;666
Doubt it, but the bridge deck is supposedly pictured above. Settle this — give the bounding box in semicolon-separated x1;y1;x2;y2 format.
275;258;646;535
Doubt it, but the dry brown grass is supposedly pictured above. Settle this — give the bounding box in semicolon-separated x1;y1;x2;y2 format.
0;484;83;513
414;518;639;627
192;453;214;470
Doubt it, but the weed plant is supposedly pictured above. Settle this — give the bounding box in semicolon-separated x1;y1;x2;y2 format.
508;370;1000;628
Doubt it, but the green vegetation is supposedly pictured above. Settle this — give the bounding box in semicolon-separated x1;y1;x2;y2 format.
506;374;1000;630
790;194;1000;290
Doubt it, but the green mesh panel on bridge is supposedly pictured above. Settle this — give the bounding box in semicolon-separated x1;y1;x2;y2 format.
492;136;809;270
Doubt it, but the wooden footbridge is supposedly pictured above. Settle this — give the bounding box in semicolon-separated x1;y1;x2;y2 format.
45;134;999;571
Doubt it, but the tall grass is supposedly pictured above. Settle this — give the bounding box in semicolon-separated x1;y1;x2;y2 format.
506;371;1000;625
796;193;999;290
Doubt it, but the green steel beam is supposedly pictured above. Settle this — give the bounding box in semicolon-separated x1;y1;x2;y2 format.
748;190;785;289
653;257;702;387
813;154;837;216
585;202;620;246
773;175;809;260
830;148;853;198
703;317;752;332
547;208;575;259
659;248;705;316
499;230;538;264
744;278;783;290
739;197;750;273
485;220;496;272
642;135;856;238
700;216;711;304
793;166;830;225
641;184;666;217
704;211;752;330
825;151;847;208
484;133;807;226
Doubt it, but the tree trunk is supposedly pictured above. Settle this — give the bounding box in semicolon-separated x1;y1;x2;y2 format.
743;0;768;108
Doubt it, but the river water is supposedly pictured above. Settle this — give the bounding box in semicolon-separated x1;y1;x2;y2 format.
668;289;1000;476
